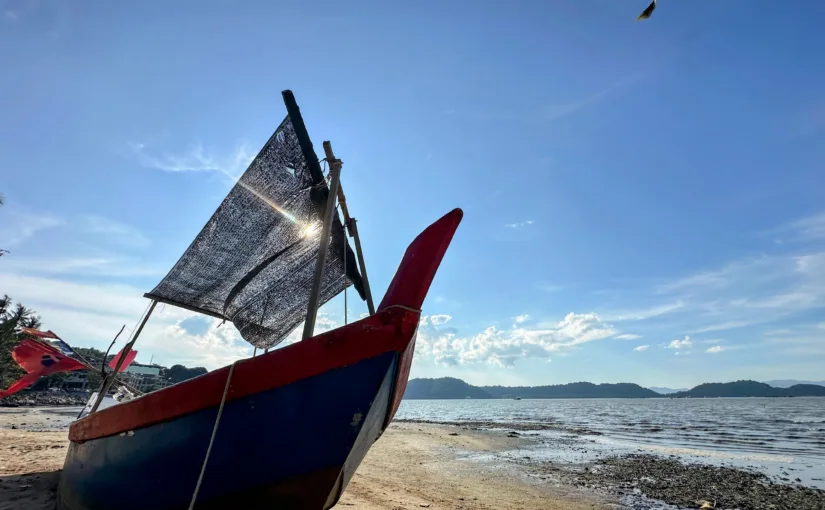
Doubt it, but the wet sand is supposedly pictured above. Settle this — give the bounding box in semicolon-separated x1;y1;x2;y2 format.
0;409;606;510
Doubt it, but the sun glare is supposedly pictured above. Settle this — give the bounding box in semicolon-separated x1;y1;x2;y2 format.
301;222;320;238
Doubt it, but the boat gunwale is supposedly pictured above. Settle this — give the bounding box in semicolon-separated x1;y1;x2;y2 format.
68;308;419;443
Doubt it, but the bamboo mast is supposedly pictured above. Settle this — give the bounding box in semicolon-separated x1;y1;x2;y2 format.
302;159;343;340
322;141;375;315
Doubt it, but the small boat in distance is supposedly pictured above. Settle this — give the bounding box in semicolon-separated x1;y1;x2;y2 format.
57;91;462;510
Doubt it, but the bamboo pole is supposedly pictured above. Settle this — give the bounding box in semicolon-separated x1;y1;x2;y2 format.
302;161;342;340
322;141;375;315
89;300;158;414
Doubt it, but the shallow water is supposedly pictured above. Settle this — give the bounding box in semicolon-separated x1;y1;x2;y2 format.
397;397;825;489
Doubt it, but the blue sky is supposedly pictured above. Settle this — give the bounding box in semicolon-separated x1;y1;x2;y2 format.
1;1;824;388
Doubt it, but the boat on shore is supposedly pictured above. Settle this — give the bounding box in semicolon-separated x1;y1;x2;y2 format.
57;90;462;510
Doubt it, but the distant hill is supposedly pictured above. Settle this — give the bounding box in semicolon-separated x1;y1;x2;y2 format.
763;380;825;388
403;378;659;399
648;386;689;395
403;378;825;400
483;382;660;399
403;377;492;399
671;380;825;398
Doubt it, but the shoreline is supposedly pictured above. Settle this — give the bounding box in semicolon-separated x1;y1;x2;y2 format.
397;419;825;510
0;409;607;510
2;408;824;509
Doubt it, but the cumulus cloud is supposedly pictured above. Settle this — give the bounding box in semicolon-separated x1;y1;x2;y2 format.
633;345;649;351
416;312;616;368
668;336;692;349
514;314;529;324
615;334;642;340
427;314;453;326
705;345;725;354
162;316;251;368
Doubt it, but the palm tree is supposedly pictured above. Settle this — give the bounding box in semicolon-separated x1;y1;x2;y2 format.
0;296;42;389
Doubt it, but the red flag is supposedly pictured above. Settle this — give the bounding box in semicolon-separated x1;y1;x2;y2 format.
0;339;89;398
108;348;138;373
19;327;61;340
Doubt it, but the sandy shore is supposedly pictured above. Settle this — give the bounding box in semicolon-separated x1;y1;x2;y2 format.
0;409;606;510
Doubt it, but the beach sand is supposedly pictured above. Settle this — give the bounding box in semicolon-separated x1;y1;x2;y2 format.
0;411;606;510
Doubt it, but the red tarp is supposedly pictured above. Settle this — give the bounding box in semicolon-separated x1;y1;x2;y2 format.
0;338;89;398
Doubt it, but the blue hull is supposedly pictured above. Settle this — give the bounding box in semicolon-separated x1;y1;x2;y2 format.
58;352;398;510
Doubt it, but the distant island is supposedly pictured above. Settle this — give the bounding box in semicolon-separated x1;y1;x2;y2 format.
403;377;825;400
647;386;688;395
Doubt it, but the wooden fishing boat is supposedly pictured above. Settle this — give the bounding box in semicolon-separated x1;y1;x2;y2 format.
57;91;462;510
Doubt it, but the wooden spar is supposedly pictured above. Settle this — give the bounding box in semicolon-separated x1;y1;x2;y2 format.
89;300;158;414
322;141;376;315
302;160;342;340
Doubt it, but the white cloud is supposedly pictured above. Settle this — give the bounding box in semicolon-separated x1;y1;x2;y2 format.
0;209;64;247
705;345;725;354
633;345;649;351
615;334;642;340
545;76;640;122
1;272;152;319
0;256;163;278
764;329;794;336
674;351;691;356
82;215;150;247
162;317;252;368
604;301;684;321
131;141;254;180
534;282;563;293
657;270;729;295
416;312;616;368
689;321;756;334
668;336;692;349
427;314;453;326
761;211;825;243
504;220;534;229
514;314;529;324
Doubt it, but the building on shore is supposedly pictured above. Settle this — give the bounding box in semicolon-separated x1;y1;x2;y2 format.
122;363;170;393
62;372;90;391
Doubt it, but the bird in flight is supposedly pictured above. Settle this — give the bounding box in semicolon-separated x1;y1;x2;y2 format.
636;0;657;21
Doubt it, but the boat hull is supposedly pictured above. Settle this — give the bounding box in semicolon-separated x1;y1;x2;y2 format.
58;207;463;510
59;351;399;510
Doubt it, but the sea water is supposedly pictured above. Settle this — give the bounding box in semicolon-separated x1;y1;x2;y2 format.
396;397;825;489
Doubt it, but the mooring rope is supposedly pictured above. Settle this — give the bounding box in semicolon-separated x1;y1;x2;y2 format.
188;361;236;509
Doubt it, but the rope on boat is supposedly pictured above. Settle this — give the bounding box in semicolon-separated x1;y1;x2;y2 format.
380;304;421;315
188;361;236;510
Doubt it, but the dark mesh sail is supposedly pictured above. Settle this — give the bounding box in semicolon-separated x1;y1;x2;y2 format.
146;92;365;348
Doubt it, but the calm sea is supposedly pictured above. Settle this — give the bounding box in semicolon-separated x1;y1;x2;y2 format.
396;397;825;489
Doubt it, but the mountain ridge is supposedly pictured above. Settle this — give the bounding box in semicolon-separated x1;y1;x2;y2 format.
403;377;825;399
762;379;825;388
